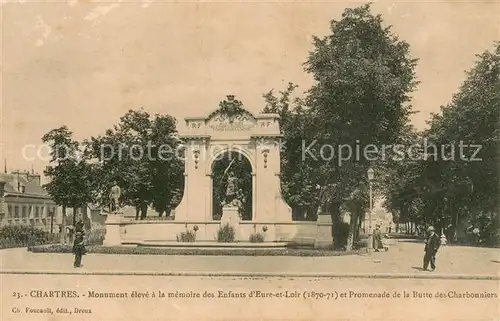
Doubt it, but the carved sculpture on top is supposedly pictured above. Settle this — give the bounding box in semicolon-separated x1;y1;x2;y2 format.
219;95;242;123
109;181;121;213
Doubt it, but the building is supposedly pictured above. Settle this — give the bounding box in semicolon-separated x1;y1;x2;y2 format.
0;170;58;233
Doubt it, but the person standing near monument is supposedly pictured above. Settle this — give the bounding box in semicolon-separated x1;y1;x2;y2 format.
73;231;86;268
423;226;441;271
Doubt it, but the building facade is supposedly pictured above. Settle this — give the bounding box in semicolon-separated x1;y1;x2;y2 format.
0;171;58;233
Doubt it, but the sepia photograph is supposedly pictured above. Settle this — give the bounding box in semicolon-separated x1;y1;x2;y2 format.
0;0;499;320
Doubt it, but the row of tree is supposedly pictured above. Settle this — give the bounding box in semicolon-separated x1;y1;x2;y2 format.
382;43;499;245
42;4;498;248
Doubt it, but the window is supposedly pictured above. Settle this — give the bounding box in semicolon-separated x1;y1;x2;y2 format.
14;206;19;218
22;206;27;217
8;205;12;217
35;206;39;217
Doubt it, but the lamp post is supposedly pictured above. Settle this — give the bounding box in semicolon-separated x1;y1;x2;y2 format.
0;178;6;221
367;168;374;251
49;210;54;235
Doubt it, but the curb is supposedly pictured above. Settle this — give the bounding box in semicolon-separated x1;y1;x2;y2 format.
1;270;498;280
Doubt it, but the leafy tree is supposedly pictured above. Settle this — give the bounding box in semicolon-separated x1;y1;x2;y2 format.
42;126;92;243
85;109;183;220
382;42;499;245
302;3;418;246
263;83;322;220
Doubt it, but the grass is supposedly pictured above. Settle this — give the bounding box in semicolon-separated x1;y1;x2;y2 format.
27;244;361;257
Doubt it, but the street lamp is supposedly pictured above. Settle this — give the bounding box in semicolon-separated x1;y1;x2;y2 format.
367;168;374;251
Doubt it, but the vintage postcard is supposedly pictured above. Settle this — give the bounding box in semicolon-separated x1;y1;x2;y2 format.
0;0;499;320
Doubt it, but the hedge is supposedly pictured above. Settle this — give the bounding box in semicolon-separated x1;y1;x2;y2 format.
27;244;360;256
0;225;57;249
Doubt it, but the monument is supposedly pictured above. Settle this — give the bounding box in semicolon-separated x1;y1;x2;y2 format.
109;181;121;213
103;182;124;246
114;95;332;246
172;94;293;241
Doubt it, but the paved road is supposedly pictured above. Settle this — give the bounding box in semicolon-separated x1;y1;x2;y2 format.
1;240;499;277
1;274;498;321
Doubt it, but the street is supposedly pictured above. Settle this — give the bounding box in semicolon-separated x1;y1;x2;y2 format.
1;240;499;320
1;240;498;276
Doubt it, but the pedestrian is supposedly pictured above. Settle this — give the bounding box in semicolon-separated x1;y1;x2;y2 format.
75;218;84;234
373;224;383;252
472;227;480;245
73;231;86;268
423;226;441;272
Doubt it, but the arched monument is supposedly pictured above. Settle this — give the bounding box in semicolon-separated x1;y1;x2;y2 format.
172;95;292;225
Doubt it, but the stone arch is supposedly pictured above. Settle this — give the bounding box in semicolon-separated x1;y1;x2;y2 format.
172;95;292;224
207;146;256;175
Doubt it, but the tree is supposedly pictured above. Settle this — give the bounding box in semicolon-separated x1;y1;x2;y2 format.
42;126;92;243
425;43;499;243
382;42;500;245
85;109;183;220
302;3;419;247
262;83;323;220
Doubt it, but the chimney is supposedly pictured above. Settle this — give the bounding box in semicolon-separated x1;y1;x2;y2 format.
28;173;41;186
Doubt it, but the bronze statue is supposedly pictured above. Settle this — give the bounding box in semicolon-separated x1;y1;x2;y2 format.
109;181;121;212
223;172;238;207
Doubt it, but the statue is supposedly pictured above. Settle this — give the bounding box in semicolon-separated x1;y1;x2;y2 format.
109;181;121;213
222;172;238;207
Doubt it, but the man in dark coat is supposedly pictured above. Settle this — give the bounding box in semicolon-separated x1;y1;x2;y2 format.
423;226;441;271
73;231;86;268
373;224;383;252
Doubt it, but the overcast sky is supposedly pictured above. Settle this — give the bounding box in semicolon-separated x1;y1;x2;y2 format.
1;0;498;176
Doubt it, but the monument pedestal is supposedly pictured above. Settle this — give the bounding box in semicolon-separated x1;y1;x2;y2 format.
220;206;241;240
314;214;333;249
102;212;123;246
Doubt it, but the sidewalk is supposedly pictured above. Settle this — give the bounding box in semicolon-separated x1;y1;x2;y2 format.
1;240;499;279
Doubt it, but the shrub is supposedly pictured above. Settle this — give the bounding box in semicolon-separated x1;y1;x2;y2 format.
217;224;235;243
249;232;264;243
0;225;53;249
28;244;361;256
176;230;196;242
85;226;106;246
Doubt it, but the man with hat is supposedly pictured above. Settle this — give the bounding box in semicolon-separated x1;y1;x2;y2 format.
72;231;86;268
423;226;441;271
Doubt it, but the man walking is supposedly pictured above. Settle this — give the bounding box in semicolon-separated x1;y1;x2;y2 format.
423;226;441;271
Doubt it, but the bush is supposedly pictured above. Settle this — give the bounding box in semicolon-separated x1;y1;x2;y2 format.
85;226;106;246
28;244;361;256
249;232;264;243
176;230;196;242
217;224;235;243
0;225;54;249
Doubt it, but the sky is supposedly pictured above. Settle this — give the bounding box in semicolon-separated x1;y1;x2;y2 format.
1;0;499;177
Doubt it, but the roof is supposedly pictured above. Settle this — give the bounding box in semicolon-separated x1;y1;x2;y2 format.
0;172;50;198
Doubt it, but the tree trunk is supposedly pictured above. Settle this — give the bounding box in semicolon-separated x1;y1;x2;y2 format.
328;201;344;250
140;203;148;220
354;210;363;241
346;207;359;251
451;209;459;243
135;206;140;220
60;205;67;245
